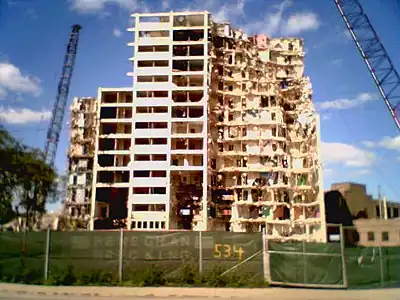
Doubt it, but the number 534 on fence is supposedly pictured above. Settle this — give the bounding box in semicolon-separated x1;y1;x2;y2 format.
213;244;245;261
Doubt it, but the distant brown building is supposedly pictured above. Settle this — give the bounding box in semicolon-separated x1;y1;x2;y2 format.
327;182;400;246
330;182;400;219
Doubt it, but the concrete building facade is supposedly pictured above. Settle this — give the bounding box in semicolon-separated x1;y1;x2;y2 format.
66;11;326;242
354;219;400;247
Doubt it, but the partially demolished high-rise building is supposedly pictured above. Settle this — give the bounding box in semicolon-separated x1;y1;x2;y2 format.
65;97;97;219
66;11;326;242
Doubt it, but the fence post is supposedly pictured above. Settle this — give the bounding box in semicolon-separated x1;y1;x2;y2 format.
302;240;307;284
199;230;203;274
118;228;124;282
262;227;271;283
378;246;384;287
339;224;348;288
44;228;50;281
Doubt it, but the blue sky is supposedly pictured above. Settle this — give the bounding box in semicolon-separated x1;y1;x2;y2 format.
1;0;400;211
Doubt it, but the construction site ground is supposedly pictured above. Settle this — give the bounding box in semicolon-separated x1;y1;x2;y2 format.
0;283;399;300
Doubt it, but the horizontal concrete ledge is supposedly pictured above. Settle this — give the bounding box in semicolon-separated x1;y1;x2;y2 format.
0;283;399;299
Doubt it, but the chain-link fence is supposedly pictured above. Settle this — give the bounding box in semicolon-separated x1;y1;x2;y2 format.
0;227;399;288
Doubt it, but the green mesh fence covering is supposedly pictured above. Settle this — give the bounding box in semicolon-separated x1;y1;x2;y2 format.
50;231;119;275
122;231;199;280
268;241;400;288
269;242;343;286
345;247;400;288
201;232;263;280
1;231;399;289
0;232;46;280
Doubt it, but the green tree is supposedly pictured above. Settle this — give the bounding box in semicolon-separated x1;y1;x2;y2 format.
0;126;57;226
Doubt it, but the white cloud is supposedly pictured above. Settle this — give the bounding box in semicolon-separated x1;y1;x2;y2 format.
243;0;292;36
322;142;376;167
281;12;320;35
317;92;376;111
0;107;51;124
162;0;169;10
350;169;371;176
113;28;122;37
343;30;352;39
0;62;41;97
0;87;7;99
378;135;400;151
362;140;375;148
321;113;332;120
330;58;342;66
323;167;335;177
69;0;143;14
212;0;246;23
364;135;400;152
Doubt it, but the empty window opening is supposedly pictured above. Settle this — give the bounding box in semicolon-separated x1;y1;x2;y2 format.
102;92;117;103
367;231;375;241
135;154;150;161
100;107;117;119
99;139;115;151
135;138;167;145
171;154;203;166
270;96;276;106
117;107;132;118
387;207;392;219
153;138;167;144
138;45;169;52
173;15;204;27
172;122;202;134
172;60;203;72
136;106;168;113
137;91;168;98
139;30;169;38
134;170;150;177
132;204;166;211
140;16;169;23
173;75;203;87
94;187;128;228
171;138;203;150
132;187;166;194
152;154;167;161
135;122;168;129
137;75;168;82
152;170;167;177
137;60;169;67
115;155;130;167
97;171;129;183
153;187;166;194
261;96;269;107
173;29;204;42
382;231;389;242
173;44;204;56
133;187;149;194
135;138;150;145
172;90;203;103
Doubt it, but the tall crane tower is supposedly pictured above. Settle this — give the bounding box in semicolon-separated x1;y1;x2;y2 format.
44;24;82;166
335;0;400;131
